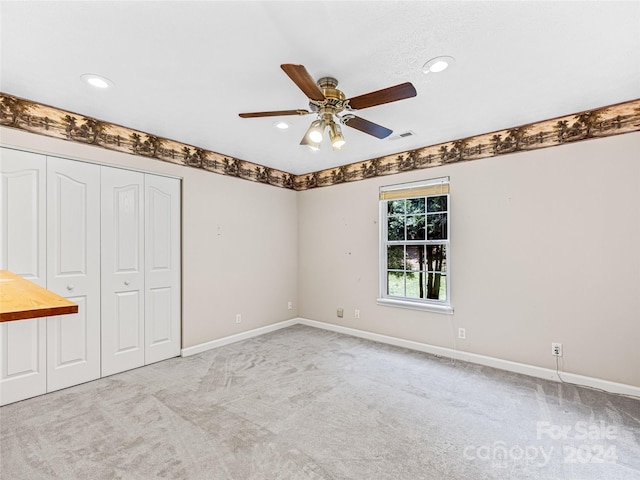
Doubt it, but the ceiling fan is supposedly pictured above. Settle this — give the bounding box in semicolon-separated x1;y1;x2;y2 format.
239;64;417;151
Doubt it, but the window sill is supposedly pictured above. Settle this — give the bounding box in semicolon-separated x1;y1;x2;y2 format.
377;297;454;315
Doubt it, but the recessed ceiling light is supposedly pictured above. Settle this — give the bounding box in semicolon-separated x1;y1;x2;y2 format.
81;73;113;89
423;56;456;74
273;121;289;129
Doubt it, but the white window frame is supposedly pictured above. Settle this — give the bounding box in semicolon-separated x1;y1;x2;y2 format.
377;177;453;314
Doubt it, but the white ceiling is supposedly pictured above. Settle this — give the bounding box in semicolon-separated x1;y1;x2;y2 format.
1;1;639;175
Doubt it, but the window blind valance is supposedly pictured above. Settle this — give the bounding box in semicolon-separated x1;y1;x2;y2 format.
379;177;449;200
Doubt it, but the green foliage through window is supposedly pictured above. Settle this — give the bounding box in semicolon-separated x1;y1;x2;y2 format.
383;194;449;303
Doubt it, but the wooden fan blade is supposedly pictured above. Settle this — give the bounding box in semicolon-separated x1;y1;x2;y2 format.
343;116;393;139
281;64;325;102
239;109;310;118
347;82;417;110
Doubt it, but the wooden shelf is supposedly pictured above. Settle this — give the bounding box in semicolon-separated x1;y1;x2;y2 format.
0;270;78;322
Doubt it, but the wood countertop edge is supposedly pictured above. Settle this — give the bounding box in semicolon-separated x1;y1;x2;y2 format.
0;304;79;322
0;270;79;322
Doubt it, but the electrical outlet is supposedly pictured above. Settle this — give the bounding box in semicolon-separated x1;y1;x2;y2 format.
287;301;293;310
552;342;562;357
235;314;242;324
355;309;360;318
458;328;466;339
337;308;344;318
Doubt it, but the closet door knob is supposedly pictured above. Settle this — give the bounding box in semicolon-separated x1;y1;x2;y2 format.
67;285;74;291
124;280;130;286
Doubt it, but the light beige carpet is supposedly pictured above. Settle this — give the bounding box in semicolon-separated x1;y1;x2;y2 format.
1;324;639;479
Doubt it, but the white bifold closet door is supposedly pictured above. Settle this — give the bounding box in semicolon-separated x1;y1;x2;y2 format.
101;167;145;376
101;170;181;375
0;148;47;405
1;149;180;403
144;174;181;365
46;157;101;392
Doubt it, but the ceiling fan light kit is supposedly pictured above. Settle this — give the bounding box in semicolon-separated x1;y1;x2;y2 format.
239;64;417;152
328;122;345;151
307;119;325;143
300;131;321;151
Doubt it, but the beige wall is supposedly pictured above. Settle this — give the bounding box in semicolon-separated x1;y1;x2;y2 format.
298;132;640;387
0;127;299;348
3;126;639;387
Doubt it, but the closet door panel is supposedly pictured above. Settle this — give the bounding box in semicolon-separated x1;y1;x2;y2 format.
46;295;89;391
46;157;101;392
0;148;47;405
1;148;46;283
101;166;145;376
145;175;181;364
0;317;47;405
147;286;171;348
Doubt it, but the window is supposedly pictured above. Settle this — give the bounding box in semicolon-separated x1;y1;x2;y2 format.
378;177;452;314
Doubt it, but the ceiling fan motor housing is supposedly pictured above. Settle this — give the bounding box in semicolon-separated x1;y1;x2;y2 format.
312;77;347;115
317;77;339;89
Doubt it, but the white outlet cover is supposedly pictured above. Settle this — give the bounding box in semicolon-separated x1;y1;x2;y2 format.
552;343;563;356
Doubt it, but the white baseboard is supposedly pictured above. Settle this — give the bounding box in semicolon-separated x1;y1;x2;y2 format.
181;318;298;357
297;318;640;398
180;317;639;398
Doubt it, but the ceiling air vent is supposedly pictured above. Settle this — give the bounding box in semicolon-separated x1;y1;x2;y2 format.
388;130;415;141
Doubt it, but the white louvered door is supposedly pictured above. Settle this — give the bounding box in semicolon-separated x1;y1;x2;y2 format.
46;157;101;392
0;148;47;405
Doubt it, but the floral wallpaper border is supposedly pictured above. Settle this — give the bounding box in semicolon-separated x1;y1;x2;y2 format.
1;92;638;191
